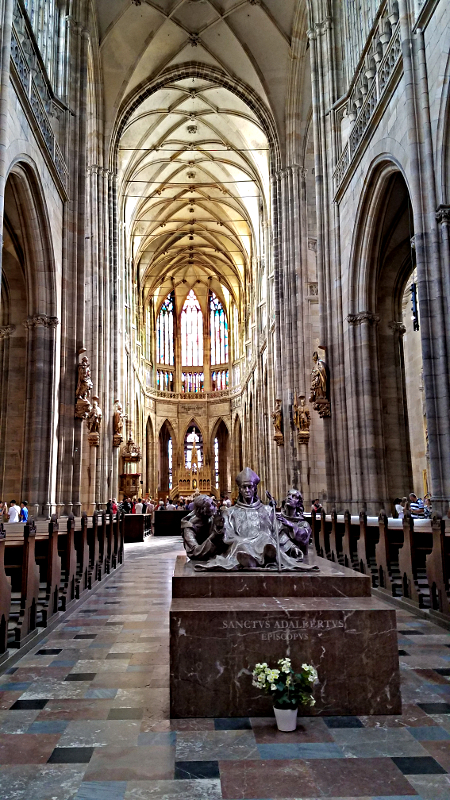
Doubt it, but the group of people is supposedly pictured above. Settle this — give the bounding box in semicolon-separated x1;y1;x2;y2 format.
0;500;29;523
394;493;432;519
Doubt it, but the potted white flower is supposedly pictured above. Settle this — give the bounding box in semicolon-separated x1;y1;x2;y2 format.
252;657;318;731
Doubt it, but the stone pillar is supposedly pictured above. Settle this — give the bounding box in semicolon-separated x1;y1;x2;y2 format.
0;0;13;300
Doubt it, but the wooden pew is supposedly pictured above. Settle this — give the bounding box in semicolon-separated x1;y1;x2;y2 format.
97;512;108;579
426;514;450;617
0;524;11;654
75;512;89;598
397;511;433;608
375;511;403;596
329;509;345;564
88;513;100;587
59;514;77;610
116;513;124;565
40;515;61;625
7;520;40;646
105;513;114;573
341;510;358;569
318;510;331;559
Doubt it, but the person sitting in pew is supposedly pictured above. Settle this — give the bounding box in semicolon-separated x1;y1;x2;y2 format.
7;500;21;523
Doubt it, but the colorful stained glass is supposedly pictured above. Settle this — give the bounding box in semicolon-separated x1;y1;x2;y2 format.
156;293;174;365
210;292;228;365
181;372;204;393
181;290;203;366
211;369;229;391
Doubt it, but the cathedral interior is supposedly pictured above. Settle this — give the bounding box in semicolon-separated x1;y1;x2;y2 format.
0;1;450;798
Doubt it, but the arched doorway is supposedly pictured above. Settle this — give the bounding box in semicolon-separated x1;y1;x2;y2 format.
0;165;56;515
376;173;425;500
347;167;426;510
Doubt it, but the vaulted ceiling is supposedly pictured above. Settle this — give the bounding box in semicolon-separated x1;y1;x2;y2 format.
95;0;303;316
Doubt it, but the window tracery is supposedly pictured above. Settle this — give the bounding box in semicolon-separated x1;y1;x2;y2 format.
182;290;203;367
156;293;174;366
210;292;228;366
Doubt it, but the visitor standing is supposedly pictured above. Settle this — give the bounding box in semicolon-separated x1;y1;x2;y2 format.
135;498;144;514
7;501;21;523
409;493;424;518
20;501;28;522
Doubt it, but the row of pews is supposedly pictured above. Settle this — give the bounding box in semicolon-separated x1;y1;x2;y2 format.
0;512;125;657
309;509;450;619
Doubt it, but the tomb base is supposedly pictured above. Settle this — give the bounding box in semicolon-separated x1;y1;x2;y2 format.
170;555;401;718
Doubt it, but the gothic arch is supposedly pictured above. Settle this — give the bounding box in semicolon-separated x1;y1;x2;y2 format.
344;163;420;510
0;159;57;514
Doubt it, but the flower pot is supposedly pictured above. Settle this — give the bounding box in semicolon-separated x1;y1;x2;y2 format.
273;706;298;732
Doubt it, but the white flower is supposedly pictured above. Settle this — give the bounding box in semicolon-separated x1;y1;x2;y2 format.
270;684;276;691
286;676;291;686
309;697;316;706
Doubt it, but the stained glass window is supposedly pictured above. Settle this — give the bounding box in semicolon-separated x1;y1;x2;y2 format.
168;438;173;490
185;427;203;468
181;372;204;393
157;370;173;391
156;293;174;365
181;290;203;366
214;437;219;488
210;292;228;365
211;370;229;391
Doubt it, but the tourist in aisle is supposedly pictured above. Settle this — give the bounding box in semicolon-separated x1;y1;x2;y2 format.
19;501;28;522
7;500;21;523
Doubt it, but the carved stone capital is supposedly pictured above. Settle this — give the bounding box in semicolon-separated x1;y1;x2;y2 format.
436;205;450;225
88;432;100;447
312;398;331;418
23;314;59;329
308;238;317;253
113;434;123;448
346;312;380;326
0;324;15;340
388;320;407;335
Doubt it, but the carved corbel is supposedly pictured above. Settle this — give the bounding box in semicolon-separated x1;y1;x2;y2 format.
0;325;15;340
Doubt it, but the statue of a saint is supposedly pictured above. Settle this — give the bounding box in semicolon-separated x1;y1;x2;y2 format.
113;400;124;436
278;488;312;555
272;399;283;433
272;399;284;446
76;356;93;400
86;397;102;433
310;351;330;417
293;393;311;441
181;495;226;561
194;468;318;571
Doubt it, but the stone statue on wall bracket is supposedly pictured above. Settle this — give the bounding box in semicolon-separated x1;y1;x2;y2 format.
272;399;284;446
310;351;331;418
181;495;227;561
113;399;125;447
75;354;93;419
293;393;311;443
86;396;102;446
190;467;319;572
278;488;312;556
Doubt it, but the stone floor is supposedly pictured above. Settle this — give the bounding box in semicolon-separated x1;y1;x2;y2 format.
0;539;450;799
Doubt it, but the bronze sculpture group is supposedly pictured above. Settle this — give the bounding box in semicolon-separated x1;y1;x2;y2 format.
181;467;319;572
